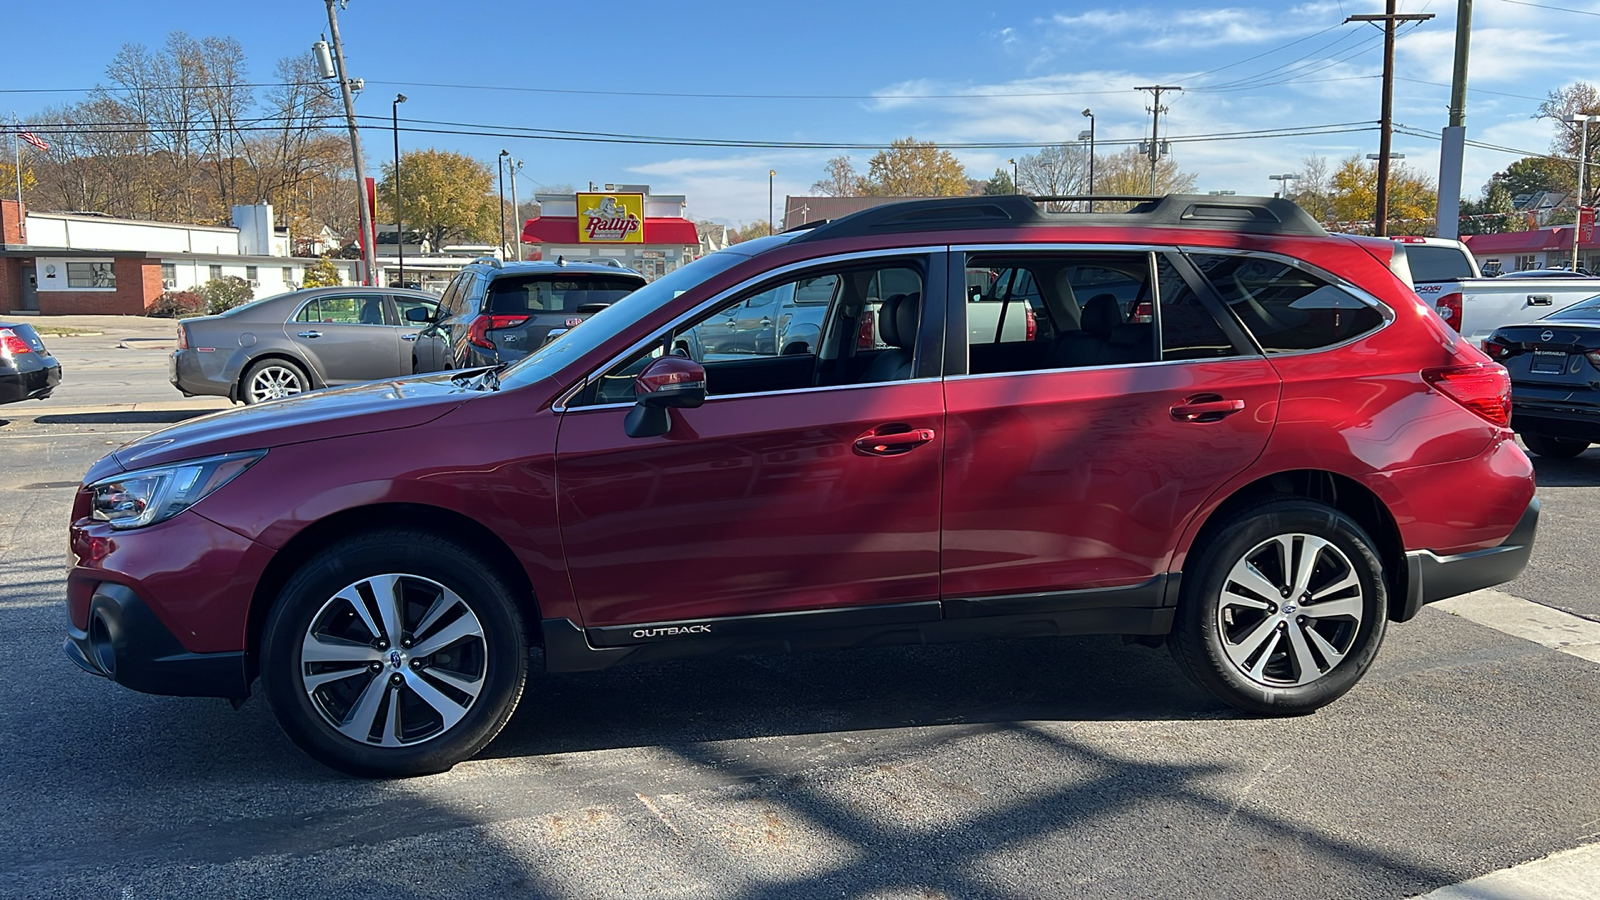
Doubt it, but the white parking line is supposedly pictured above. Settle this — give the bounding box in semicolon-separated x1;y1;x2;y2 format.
1433;589;1600;665
1409;841;1600;899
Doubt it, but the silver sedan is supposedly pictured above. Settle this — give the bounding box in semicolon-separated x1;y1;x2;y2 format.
169;286;440;405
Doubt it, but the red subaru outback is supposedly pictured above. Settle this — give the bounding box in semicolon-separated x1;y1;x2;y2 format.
65;196;1538;777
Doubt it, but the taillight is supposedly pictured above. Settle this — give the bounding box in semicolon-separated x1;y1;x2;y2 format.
1131;301;1154;323
1586;351;1600;369
0;328;32;356
1481;336;1513;361
857;314;875;350
177;325;188;350
1024;307;1037;342
467;314;530;350
1434;292;1462;331
1423;363;1511;427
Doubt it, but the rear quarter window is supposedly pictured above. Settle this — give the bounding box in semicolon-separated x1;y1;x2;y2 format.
487;276;642;314
1190;253;1385;353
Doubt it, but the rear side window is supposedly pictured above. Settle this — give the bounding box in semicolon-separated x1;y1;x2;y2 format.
1405;244;1476;283
487;276;641;314
1189;253;1385;353
1156;255;1242;360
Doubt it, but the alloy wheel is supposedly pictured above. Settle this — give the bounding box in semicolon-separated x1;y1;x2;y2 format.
249;366;304;402
1214;533;1364;688
299;573;487;747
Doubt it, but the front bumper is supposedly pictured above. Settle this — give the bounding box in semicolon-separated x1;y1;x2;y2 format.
1398;496;1540;621
63;582;248;698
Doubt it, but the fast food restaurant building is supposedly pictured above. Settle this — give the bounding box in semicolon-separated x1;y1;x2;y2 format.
520;185;702;281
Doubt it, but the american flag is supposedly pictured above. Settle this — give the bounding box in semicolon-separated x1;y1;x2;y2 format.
18;130;48;152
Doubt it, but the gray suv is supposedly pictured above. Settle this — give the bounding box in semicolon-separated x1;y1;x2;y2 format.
411;259;646;373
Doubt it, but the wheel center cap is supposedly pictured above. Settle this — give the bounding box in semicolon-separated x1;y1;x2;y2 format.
388;649;404;670
1282;603;1298;616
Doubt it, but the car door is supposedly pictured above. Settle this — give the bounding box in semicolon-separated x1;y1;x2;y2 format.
941;248;1281;605
553;254;947;632
286;292;403;383
388;293;438;372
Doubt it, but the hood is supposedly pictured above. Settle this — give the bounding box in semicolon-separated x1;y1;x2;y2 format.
114;374;481;470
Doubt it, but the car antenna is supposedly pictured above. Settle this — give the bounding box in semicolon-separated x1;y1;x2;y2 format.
556;255;565;266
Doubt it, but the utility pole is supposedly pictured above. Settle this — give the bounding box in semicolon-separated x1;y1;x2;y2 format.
1134;85;1181;193
323;1;376;285
509;159;522;262
1348;1;1434;236
1436;0;1472;239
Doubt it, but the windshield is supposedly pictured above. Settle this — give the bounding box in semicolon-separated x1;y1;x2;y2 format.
1548;294;1600;319
497;245;774;389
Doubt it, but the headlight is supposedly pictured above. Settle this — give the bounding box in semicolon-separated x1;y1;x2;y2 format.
89;450;266;529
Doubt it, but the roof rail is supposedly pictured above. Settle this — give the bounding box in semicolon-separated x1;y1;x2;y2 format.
792;193;1327;242
469;255;503;268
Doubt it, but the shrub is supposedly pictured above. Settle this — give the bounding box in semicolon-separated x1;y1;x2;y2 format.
198;276;254;315
147;291;207;318
301;256;343;288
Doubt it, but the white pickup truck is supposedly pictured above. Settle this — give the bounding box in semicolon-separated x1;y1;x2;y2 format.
1395;236;1600;341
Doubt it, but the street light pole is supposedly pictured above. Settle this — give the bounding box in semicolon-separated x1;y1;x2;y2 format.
1568;114;1591;272
392;94;405;288
509;159;522;262
1009;158;1017;194
1081;108;1096;211
497;149;509;258
323;0;376;285
1269;173;1298;199
768;169;776;233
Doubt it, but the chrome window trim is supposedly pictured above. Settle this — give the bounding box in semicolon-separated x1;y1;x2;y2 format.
942;354;1265;383
558;376;944;415
554;245;946;412
1177;245;1397;359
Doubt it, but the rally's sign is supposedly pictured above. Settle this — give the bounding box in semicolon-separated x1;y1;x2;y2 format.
577;192;644;243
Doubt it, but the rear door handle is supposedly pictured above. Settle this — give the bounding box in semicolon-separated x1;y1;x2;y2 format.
854;427;936;456
401;333;419;342
1171;396;1246;423
1527;294;1553;306
297;330;322;339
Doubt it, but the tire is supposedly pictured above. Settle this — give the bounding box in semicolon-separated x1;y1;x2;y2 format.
260;530;528;777
1520;433;1589;459
242;359;310;405
1168;499;1388;716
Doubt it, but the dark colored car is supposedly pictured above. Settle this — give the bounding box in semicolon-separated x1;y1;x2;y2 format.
66;195;1538;777
1483;293;1600;457
170;286;441;405
411;259;645;373
0;322;62;404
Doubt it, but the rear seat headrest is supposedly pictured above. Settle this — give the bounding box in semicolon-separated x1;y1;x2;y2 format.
1081;294;1123;337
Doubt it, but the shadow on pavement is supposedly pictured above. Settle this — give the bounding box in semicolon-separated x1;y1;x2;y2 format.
33;409;218;426
1531;451;1600;488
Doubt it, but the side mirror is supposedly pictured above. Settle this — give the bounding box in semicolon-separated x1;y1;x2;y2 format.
405;306;434;323
624;356;707;438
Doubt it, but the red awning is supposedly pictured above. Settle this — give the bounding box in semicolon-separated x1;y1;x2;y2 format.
1463;227;1574;255
521;216;700;245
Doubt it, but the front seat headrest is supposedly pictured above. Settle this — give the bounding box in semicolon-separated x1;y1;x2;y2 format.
877;292;920;349
1081;293;1123;337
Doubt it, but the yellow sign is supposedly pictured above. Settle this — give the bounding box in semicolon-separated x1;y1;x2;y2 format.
577;192;644;243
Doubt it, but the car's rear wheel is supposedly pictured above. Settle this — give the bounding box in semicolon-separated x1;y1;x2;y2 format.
260;531;528;777
243;359;309;405
1169;499;1388;715
1520;433;1589;459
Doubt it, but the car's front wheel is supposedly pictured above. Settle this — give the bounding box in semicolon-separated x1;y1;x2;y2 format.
1169;499;1388;715
1520;433;1589;459
260;531;528;777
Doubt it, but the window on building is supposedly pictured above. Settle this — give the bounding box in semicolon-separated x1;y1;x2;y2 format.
282;266;295;285
66;262;116;288
1514;254;1538;271
246;265;258;282
161;263;176;286
209;264;223;280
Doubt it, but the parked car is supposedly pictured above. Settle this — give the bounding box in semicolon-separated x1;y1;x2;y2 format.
169;286;441;405
67;195;1538;777
0;322;62;404
1483;293;1600;457
1390;237;1600;342
410;259;645;374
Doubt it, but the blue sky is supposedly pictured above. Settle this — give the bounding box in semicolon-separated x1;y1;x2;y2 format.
6;0;1599;227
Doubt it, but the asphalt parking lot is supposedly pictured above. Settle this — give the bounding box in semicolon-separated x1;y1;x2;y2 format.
2;325;1598;899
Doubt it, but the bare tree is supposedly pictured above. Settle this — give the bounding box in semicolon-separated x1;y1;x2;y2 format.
811;156;863;196
1015;143;1091;210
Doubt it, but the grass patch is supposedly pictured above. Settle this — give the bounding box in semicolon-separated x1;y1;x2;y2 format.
31;326;101;337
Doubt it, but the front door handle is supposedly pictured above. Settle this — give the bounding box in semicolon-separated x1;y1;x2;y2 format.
854;427;936;456
1527;294;1553;306
1171;395;1246;423
401;333;419;342
297;330;322;339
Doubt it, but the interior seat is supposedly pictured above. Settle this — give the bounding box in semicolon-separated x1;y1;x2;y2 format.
857;292;919;383
1049;293;1122;368
359;299;384;325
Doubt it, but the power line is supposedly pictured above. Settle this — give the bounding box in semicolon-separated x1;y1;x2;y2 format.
1175;21;1349;83
1499;0;1600;15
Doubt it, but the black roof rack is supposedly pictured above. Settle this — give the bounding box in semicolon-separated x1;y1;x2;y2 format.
790;193;1327;242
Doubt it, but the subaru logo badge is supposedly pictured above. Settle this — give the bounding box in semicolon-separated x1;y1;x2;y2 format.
1542;330;1555;342
389;650;403;669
